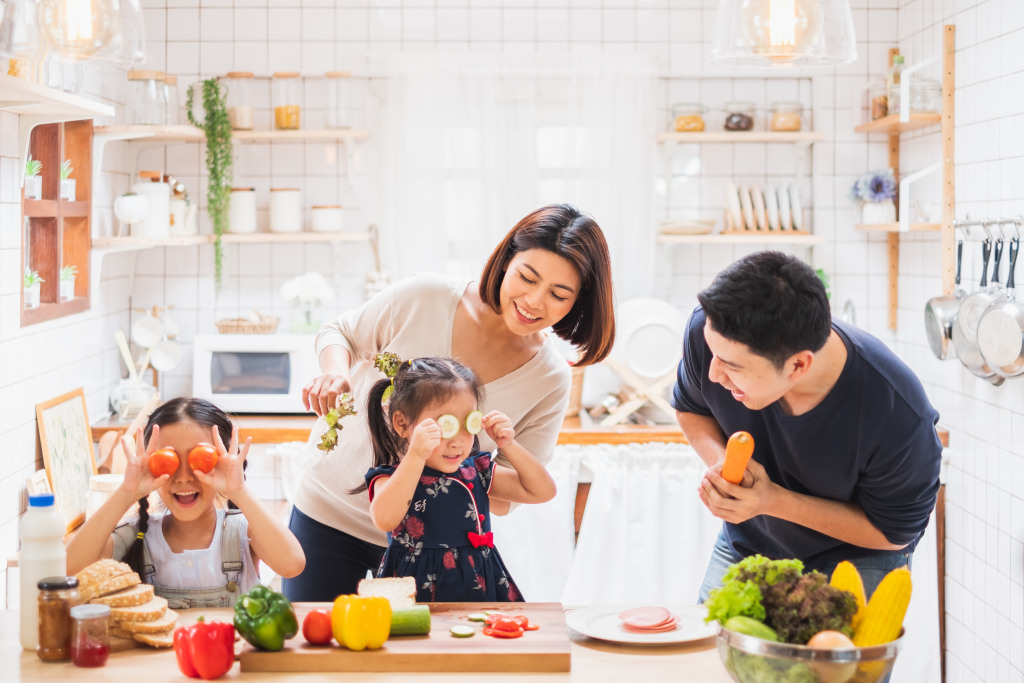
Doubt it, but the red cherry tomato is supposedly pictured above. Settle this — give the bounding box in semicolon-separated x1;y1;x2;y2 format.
187;443;219;474
148;447;179;478
302;609;333;646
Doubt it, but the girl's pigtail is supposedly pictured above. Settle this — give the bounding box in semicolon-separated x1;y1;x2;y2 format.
351;378;398;494
123;496;150;577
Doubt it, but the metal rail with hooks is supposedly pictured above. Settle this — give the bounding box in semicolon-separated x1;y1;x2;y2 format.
952;216;1022;240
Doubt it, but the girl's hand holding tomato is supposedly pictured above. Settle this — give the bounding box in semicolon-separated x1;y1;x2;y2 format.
192;425;250;500
187;443;218;473
149;447;180;478
302;609;333;645
119;425;172;500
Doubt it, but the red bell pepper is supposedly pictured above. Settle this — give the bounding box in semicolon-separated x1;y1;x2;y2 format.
173;617;235;680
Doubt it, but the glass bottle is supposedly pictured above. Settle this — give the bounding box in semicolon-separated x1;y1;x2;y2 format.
126;70;167;125
910;78;942;114
325;71;351;129
869;79;889;120
70;604;110;668
887;55;905;115
224;71;255;130
272;72;301;130
723;101;756;131
163;74;179;125
769;101;803;132
672;103;705;132
37;576;79;662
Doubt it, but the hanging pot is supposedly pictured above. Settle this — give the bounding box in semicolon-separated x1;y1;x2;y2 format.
924;238;964;360
978;237;1024;378
951;237;1004;385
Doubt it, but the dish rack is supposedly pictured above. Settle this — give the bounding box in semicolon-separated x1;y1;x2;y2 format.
215;311;280;334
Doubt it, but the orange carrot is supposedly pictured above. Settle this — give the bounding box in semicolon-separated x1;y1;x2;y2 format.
721;431;754;484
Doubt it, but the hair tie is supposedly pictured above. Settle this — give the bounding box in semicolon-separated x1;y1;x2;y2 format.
136;531;145;540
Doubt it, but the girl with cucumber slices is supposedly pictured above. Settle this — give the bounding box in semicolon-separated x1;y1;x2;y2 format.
286;203;615;602
359;355;556;602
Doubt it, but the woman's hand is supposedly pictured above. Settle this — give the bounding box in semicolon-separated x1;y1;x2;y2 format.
407;419;441;462
118;425;170;499
697;458;776;524
482;411;516;449
302;371;353;417
196;425;250;500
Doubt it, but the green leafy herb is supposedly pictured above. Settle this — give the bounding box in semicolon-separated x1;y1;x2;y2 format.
25;155;41;177
317;393;357;453
60;159;73;180
59;265;78;281
373;352;402;378
23;268;43;287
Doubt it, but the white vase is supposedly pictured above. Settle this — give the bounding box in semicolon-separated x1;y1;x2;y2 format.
290;304;322;333
861;200;896;225
60;178;76;201
24;175;42;200
59;277;74;302
24;284;40;309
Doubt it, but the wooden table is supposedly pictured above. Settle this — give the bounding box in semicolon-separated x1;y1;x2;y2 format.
4;608;730;682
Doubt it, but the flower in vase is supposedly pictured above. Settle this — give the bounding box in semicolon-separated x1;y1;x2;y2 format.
851;168;896;203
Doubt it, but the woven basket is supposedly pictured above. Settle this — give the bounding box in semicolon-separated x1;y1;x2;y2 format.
566;366;585;417
215;316;280;334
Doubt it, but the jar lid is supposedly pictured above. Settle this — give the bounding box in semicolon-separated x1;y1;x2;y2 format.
127;70;164;81
312;205;342;209
325;71;351;79
231;187;255;192
70;604;111;619
38;576;78;590
273;71;301;79
164;75;178;85
270;188;300;192
225;71;255;79
139;171;162;181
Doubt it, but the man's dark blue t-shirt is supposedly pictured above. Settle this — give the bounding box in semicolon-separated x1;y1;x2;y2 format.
671;306;942;573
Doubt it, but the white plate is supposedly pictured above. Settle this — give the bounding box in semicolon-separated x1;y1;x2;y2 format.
777;182;792;231
751;182;768;231
738;184;756;231
131;314;164;348
764;186;780;231
612;298;687;379
565;604;716;645
725;181;743;232
789;184;803;230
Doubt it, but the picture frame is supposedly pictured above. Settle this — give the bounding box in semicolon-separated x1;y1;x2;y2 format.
36;388;96;532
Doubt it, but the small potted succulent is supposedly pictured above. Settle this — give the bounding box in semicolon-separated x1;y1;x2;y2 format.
24;155;42;200
59;159;75;201
59;264;77;302
851;168;897;225
23;268;43;309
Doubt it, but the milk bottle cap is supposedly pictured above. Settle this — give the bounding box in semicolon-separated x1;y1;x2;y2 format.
29;493;55;507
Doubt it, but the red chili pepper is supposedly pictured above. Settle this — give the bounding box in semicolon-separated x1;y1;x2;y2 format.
483;627;524;638
173;617;235;680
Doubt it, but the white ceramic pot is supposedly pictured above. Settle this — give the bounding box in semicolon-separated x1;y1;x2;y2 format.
228;188;258;233
24;283;40;309
59;277;74;302
861;200;896;225
130;179;171;238
60;178;76;201
24;175;42;200
310;205;343;233
270;188;302;233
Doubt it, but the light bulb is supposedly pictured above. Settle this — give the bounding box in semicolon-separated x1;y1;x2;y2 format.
39;0;119;60
741;0;825;62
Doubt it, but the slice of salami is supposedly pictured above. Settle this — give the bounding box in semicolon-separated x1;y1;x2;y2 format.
623;617;679;633
618;606;672;629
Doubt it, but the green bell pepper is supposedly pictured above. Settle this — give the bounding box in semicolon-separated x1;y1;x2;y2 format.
233;585;299;651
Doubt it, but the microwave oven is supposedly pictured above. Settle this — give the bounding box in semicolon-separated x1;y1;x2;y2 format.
192;333;319;414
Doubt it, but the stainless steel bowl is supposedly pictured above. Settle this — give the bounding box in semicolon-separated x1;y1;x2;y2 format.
717;626;905;683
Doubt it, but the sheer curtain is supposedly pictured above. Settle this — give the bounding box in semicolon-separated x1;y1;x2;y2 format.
369;51;658;298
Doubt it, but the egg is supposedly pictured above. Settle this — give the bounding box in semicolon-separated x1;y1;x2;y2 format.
806;630;857;683
807;630;855;649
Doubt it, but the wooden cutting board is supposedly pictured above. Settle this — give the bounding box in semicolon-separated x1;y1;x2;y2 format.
239;602;571;673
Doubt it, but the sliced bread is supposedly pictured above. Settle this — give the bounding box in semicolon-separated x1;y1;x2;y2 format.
111;595;167;622
75;558;132;587
117;608;179;634
357;576;416;608
90;583;155;608
80;571;141;602
133;631;175;649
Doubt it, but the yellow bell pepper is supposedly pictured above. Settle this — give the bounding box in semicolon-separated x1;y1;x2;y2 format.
331;595;392;651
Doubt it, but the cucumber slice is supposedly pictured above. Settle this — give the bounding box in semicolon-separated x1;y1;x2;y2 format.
437;414;460;439
450;625;475;638
467;613;487;622
465;410;483;435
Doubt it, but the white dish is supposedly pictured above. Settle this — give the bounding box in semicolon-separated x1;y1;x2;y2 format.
725;181;743;232
659;219;715;235
612;298;687;379
738;184;756;231
764;186;780;231
789;184;803;231
131;315;164;348
751;182;768;231
777;182;793;231
565;604;716;645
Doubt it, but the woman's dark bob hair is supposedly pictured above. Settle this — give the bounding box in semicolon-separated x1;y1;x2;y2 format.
479;203;615;367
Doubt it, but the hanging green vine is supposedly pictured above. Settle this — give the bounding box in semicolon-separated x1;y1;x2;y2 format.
186;78;233;290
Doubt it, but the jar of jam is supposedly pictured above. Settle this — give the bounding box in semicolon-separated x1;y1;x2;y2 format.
769;101;803;131
723;101;756;131
70;604;110;668
869;80;889;120
37;576;79;662
672;103;705;132
273;71;301;130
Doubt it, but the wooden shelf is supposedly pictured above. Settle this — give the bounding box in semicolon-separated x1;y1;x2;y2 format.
0;73;113;119
657;131;824;144
855;222;941;233
854;113;942;134
92;231;371;249
92;235;211;249
657;232;824;245
94;125;370;143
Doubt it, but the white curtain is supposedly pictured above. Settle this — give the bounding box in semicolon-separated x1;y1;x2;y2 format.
369;51;658;299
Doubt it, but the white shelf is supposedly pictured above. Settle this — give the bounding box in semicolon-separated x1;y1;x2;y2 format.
0;73;113;119
657;232;824;245
92;231;371;250
657;131;825;144
94;125;370;143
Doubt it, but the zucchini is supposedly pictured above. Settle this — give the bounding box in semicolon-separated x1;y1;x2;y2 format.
390;605;432;636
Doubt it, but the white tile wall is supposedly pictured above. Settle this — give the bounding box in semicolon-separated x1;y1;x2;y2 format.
0;2;1020;678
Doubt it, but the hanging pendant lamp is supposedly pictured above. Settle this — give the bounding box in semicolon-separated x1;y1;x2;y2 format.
711;0;857;68
0;0;145;65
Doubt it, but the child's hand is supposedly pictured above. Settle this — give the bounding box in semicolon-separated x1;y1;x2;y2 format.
119;426;170;499
482;411;516;448
407;419;441;462
195;425;250;500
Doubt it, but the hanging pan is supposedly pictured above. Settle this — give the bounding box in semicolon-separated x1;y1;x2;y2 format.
951;236;1005;385
924;237;964;360
979;235;1024;379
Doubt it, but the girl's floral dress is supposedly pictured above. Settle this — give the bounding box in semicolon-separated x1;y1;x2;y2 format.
365;452;523;602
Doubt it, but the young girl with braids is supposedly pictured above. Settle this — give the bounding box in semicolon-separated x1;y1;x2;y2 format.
360;355;556;602
67;397;305;608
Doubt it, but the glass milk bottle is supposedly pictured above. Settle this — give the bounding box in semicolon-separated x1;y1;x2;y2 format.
20;493;67;651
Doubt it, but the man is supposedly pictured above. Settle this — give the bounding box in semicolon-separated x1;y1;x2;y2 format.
672;251;941;601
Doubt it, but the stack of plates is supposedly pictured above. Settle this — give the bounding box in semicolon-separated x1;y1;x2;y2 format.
658;218;716;235
725;181;804;232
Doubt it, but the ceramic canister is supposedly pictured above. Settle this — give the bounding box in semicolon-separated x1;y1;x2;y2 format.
228;187;257;233
130;174;171;238
270;188;302;233
310;205;343;233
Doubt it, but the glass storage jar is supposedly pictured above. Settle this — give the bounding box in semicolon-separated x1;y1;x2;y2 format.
224;71;255;130
769;101;803;131
37;576;79;662
69;604;110;668
325;71;351;129
672;103;705;132
869;79;889;120
127;70;167;125
910;78;942;114
273;72;301;130
163;74;179;125
723;101;756;131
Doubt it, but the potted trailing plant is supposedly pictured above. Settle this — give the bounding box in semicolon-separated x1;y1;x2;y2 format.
851;168;897;224
23;268;43;309
59;159;75;201
24;155;42;200
59;264;77;302
186;78;233;290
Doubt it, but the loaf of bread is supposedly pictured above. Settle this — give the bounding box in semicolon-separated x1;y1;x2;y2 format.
357;576;417;608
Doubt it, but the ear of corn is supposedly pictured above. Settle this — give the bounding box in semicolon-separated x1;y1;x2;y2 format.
852;566;912;647
830;560;867;629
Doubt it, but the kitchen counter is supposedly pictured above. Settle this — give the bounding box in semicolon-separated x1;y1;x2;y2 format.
5;608;730;682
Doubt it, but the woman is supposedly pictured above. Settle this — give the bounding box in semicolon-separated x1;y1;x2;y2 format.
283;203;615;601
